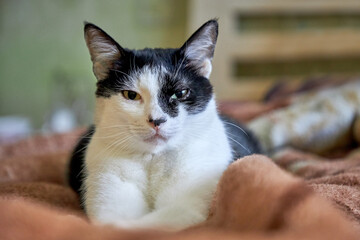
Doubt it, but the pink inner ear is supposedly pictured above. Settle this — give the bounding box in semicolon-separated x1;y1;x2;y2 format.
199;59;212;78
181;21;217;79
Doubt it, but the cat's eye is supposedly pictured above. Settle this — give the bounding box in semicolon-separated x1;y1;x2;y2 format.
122;90;141;101
170;89;189;101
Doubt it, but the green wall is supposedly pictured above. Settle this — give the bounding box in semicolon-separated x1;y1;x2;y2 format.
0;0;188;129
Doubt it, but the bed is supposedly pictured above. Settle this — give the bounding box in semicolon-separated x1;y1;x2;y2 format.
0;78;359;239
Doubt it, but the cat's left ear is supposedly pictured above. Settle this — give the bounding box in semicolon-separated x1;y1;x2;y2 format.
84;23;125;81
180;19;218;79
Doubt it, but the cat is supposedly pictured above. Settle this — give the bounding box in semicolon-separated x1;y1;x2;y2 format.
68;19;261;230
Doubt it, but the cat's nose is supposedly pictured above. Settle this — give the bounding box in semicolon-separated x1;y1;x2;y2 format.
148;116;167;128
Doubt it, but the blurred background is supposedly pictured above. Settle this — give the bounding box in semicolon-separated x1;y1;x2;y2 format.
1;0;360;143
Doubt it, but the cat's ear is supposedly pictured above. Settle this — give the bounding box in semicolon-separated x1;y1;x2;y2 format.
180;19;218;79
84;23;124;80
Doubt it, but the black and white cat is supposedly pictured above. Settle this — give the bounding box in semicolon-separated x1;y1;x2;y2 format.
68;19;261;230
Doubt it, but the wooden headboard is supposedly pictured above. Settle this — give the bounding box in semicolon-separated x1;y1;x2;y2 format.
188;0;360;100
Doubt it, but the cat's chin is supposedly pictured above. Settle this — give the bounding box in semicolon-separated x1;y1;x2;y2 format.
138;134;172;154
143;133;168;143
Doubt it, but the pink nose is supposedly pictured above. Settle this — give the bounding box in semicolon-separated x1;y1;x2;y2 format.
148;117;167;128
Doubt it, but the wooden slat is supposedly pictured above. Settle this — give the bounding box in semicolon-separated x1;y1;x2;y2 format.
227;30;360;61
188;0;360;100
228;0;360;14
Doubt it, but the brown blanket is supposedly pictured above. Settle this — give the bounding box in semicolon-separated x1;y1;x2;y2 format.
1;80;360;239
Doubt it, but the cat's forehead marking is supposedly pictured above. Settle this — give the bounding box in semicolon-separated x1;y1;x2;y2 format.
137;66;170;119
137;65;165;95
133;64;181;119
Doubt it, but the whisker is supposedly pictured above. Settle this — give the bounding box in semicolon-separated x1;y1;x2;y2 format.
83;132;129;139
74;132;130;158
72;143;90;156
103;137;131;163
223;121;249;138
92;134;132;161
110;68;131;79
227;135;251;154
96;125;131;130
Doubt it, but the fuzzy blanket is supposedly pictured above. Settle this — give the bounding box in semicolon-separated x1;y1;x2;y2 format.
1;79;360;239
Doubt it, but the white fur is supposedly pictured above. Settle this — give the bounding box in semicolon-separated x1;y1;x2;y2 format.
84;67;232;230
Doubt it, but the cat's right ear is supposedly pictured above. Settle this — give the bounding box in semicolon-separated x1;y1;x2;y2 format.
84;23;124;81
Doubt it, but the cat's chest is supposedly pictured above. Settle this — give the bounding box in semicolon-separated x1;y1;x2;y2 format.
145;151;182;206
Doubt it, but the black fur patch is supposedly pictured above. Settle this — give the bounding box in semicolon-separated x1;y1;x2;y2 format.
68;126;95;198
158;64;213;117
220;116;263;159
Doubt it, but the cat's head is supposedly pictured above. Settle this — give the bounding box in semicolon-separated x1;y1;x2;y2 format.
84;20;218;153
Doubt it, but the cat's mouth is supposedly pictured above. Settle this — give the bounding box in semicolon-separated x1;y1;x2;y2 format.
143;132;168;143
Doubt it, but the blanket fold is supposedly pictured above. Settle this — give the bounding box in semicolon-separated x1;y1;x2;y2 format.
0;155;358;240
